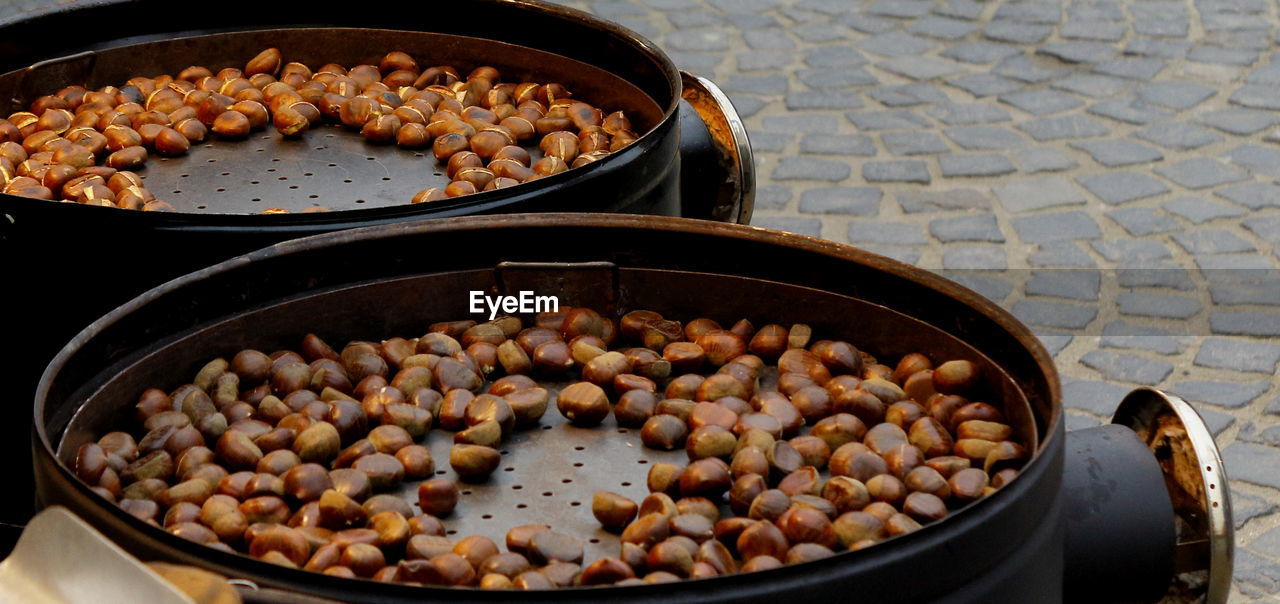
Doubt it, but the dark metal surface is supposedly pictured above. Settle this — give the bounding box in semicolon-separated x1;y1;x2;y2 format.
35;213;1064;602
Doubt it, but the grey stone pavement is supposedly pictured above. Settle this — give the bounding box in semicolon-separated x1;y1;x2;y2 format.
2;0;1279;598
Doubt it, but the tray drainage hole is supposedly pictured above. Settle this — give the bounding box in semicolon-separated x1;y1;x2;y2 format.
206;158;216;163
267;168;276;173
461;490;472;495
171;190;181;194
220;172;230;176
570;502;581;507
637;459;648;464
432;171;442;176
251;198;261;202
272;157;280;162
1206;465;1212;472
328;163;337;167
503;467;514;472
500;450;510;455
447;529;457;535
366;156;375;160
381;177;391;181
1209;483;1215;490
355;199;365;204
216;188;226;192
517;503;527;509
414;152;424;157
314;147;325;151
261;135;270;140
1213;501;1219;508
573;463;583;468
203;144;214;149
251;180;260;185
512;485;523;490
304;172;313;177
255;148;264;152
574;446;585;451
325;133;334;138
561;479;572;484
436;470;447;475
180;173;189;178
309;194;319;199
620;482;631;487
343;179;353;184
541;492;553;497
617;429;628;434
289;185;299;189
588;538;599;543
481;514;492;520
541;425;552;430
196;205;207;210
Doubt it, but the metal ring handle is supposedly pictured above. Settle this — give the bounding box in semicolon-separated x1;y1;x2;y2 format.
679;71;755;225
1111;388;1234;604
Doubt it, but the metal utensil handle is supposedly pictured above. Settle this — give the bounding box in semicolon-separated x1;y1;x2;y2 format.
679;71;755;225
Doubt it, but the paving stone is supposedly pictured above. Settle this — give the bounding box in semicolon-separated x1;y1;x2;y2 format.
1011;211;1103;242
1222;443;1280;489
664;30;733;51
1026;269;1101;301
1067;2;1125;22
1270;395;1280;416
1090;239;1173;262
847;220;928;245
946;73;1024;97
750;132;794;153
1088;97;1174;125
1234;549;1280;598
994;176;1087;211
784;91;865;110
1229;85;1280;111
1076;172;1171;205
1094;57;1167;80
1064;412;1103;431
1187;45;1261;66
927;103;1011;126
1125;39;1192;59
1211;310;1280;336
877;56;966;80
800;70;874;92
877;128;955;154
935;0;984;20
857;32;938;57
744;28;796;51
1247;63;1280;85
1195;337;1280;373
750;216;823;238
1244;215;1280;244
1117;291;1203;319
1134;122;1224;150
1200;108;1280;135
929;214;1005;242
1060;20;1128;42
1197;406;1238;438
999;89;1085;115
797;186;882;215
1117;261;1196;290
1100;320;1191;355
907;16;979;40
939;154;1016;177
724;12;781;29
1018;114;1111;141
1051;74;1133;98
803;45;868;68
1070;140;1164;167
736;51;792;72
1222;144;1280;177
1207;274;1280;306
1028;241;1097;267
1079;350;1174;385
729;95;768;118
858;245;923;265
761;114;842;133
1173;229;1257;254
1232;491;1279;529
792;23;848;42
994;56;1073;83
772;156;852;181
847;110;931;131
1015;148;1079;173
1195;253;1277;270
869;84;949;107
753;185;793;211
799;133;876;156
723;74;789;95
941;41;1023;65
837;13;901;34
1038;41;1118;64
593;0;647;16
1134;81;1218;110
993;3;1061;24
1167;380;1271;409
983;21;1056;45
943;273;1016;302
1107;207;1183;236
1162;197;1248;224
944;126;1028;150
897;189;991;213
942;245;1008;269
862;160;931;184
1039;334;1075;356
1249;527;1280;562
668;51;725;73
1155;158;1251;189
1215;182;1280;210
1013;298;1100;329
865;0;933;18
667;10;724;28
706;0;783;11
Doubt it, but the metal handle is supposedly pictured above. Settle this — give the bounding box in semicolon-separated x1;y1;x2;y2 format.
14;50;98;106
678;71;754;225
1111;388;1234;604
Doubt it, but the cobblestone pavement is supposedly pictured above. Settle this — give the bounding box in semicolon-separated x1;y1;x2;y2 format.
543;0;1280;599
3;0;1279;598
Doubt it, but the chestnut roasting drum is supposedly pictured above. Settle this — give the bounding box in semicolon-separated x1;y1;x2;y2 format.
0;0;752;531
34;215;1232;602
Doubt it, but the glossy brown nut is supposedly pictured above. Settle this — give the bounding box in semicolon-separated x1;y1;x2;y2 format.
592;491;639;530
737;520;788;561
620;513;670;548
449;444;500;480
211;111;251;138
556;382;610;426
352;452;405;490
640;414;688;450
679;458;731;498
933;360;980;393
105;146;147;170
776;506;837;548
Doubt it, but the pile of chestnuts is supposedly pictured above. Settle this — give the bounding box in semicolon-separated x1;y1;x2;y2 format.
0;48;637;211
75;307;1027;589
